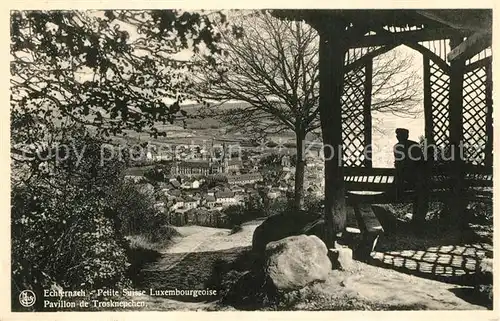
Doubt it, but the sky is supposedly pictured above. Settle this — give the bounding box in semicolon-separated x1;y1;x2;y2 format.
111;10;426;168
371;45;424;167
81;10;426;167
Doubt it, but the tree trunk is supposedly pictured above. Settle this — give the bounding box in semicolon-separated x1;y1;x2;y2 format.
318;24;347;249
294;130;306;209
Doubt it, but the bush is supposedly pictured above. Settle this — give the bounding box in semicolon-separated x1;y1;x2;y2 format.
11;130;131;311
467;202;493;225
143;164;171;182
224;205;246;228
111;181;171;242
11;127;179;311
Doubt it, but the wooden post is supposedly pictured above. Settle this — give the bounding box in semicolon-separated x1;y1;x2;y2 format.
422;54;435;181
448;36;466;230
318;22;347;249
423;55;434;145
485;61;493;167
363;59;373;168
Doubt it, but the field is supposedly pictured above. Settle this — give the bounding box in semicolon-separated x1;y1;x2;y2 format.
113;101;426;169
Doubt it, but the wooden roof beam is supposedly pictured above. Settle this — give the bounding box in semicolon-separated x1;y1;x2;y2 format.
416;10;492;33
447;30;492;62
349;27;470;48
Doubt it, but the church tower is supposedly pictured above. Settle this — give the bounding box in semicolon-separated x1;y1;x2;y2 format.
172;147;178;175
223;142;229;174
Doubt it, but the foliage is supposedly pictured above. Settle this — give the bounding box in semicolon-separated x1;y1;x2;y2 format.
11;129;131;310
205;174;229;189
194;10;422;207
11;10;229;142
258;153;285;186
245;192;265;214
223;205;247;227
143;164;171;182
110;181;171;242
10;9;233;311
467;202;493;225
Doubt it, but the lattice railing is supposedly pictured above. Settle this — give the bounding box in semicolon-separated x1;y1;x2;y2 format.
467;46;492;66
345;46;383;65
429;59;450;148
418;39;450;62
462;65;488;165
382;25;425;33
341;64;366;167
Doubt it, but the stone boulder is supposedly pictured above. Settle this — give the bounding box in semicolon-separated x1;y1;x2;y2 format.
252;210;322;253
264;234;331;291
328;242;354;271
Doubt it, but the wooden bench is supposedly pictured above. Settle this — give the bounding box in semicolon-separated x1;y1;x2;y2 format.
353;204;384;260
343;165;492;204
342;204;384;261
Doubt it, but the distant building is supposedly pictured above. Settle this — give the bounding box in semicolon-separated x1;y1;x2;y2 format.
137;183;155;196
182;196;199;210
281;155;291;167
181;179;200;190
167;189;182;198
210;162;225;174
170;180;181;189
215;190;236;205
154;202;165;212
171;141;237;176
124;175;145;183
267;189;281;199
232;186;245;193
227;173;263;185
226;159;242;174
204;195;217;208
172;160;211;176
234;193;246;204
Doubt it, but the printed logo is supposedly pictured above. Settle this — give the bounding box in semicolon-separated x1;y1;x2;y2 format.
19;290;36;308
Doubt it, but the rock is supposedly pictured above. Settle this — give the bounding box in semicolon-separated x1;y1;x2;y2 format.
301;218;325;240
264;235;331;291
252;210;322;253
329;242;354;271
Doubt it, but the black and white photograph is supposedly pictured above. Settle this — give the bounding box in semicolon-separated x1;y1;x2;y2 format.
8;6;495;314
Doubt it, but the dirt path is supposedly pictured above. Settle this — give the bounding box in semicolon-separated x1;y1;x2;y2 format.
142;226;228;273
129;218;487;311
129;220;263;311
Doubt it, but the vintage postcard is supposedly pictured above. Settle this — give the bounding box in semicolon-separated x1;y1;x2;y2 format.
3;2;498;320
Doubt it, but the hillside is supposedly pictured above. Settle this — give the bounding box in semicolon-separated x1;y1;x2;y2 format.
126;220;487;311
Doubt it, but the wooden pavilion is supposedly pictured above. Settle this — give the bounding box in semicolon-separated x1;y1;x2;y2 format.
273;9;493;248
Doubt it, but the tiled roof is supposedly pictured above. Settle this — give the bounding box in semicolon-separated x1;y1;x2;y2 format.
205;195;216;202
227;173;263;181
228;159;242;166
178;160;211;168
216;191;235;199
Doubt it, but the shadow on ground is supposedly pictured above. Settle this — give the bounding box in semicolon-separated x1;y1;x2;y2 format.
368;205;492;300
134;246;252;303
